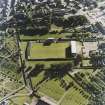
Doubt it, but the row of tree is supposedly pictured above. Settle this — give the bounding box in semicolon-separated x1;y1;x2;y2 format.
3;0;88;35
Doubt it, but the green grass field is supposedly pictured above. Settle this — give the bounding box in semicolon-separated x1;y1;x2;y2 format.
19;41;89;105
30;43;69;59
20;42;72;68
9;88;32;105
20;42;27;59
31;70;89;105
61;87;89;105
20;33;71;40
26;61;72;68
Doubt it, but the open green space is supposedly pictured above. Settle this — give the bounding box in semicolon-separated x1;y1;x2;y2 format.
39;79;65;101
19;39;90;105
20;42;27;59
20;42;72;68
20;33;71;40
27;61;72;68
9;88;32;105
0;36;23;99
61;87;89;105
30;43;69;59
31;73;70;101
31;70;89;104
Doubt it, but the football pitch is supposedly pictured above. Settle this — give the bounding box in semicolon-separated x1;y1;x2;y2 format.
30;42;69;59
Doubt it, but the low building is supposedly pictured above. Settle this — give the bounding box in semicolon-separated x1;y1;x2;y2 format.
70;41;77;57
66;41;82;58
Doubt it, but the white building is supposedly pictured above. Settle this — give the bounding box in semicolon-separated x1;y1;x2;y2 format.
70;41;77;56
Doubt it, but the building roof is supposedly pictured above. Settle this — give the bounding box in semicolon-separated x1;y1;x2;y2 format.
71;41;76;54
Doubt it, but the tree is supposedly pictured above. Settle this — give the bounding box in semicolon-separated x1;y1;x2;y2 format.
63;15;88;28
90;52;104;67
28;64;45;77
44;62;73;79
74;54;83;66
64;0;70;6
52;16;64;27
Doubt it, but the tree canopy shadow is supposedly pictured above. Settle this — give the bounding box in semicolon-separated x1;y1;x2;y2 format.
35;62;73;90
44;62;73;80
27;64;45;78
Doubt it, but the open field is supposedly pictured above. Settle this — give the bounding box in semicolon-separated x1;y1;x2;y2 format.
20;33;71;40
20;42;72;67
26;61;72;68
30;43;69;59
4;68;93;105
19;40;90;105
20;42;27;59
9;88;32;105
61;87;89;105
31;70;89;105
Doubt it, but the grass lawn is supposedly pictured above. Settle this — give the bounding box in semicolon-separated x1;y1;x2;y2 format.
19;39;89;105
19;42;72;68
20;42;27;59
32;73;72;101
9;96;31;105
31;70;89;104
61;87;89;105
39;79;65;101
27;61;72;68
20;33;71;40
30;43;69;59
9;88;32;105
